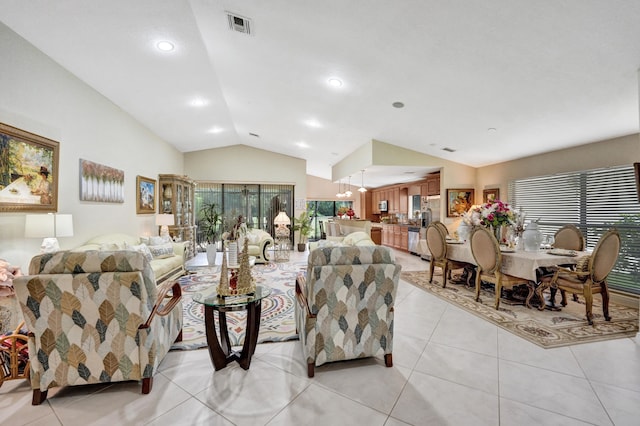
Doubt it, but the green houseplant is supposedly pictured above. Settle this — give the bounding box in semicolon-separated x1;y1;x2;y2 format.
199;202;222;265
293;211;312;252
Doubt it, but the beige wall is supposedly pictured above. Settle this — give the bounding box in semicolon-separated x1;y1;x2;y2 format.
0;23;183;271
477;133;640;202
306;174;361;214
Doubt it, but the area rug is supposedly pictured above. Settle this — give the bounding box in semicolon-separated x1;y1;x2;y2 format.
171;261;305;350
401;271;639;348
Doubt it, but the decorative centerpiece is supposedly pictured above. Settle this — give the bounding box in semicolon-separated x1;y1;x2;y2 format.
463;200;516;243
216;238;255;296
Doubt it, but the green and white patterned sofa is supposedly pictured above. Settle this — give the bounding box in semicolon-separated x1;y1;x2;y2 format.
295;245;401;377
13;250;183;405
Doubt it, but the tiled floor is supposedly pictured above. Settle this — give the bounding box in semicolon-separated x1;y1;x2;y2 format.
2;249;639;425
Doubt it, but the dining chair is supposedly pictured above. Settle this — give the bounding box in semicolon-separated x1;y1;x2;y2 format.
433;220;449;237
549;228;620;325
553;224;585;251
426;222;471;288
469;227;534;310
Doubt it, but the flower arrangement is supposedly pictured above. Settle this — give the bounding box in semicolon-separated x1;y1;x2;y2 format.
463;200;515;229
0;260;22;298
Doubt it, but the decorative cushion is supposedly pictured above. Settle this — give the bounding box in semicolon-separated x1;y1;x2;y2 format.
575;255;591;282
148;242;174;259
124;242;154;262
318;240;342;248
342;231;372;246
99;242;125;251
148;236;171;246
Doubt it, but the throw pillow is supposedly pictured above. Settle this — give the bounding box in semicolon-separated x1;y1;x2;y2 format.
317;240;342;248
342;231;371;246
99;242;125;251
149;236;171;246
124;242;154;262
148;242;174;259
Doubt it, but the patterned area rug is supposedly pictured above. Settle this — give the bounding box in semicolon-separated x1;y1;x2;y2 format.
171;261;305;350
401;271;639;348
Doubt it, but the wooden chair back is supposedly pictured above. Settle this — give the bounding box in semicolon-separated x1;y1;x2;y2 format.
426;223;446;261
470;227;500;274
590;229;621;283
554;224;585;251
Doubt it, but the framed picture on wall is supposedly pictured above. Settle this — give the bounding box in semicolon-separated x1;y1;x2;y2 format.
79;159;125;203
0;122;59;212
136;175;156;214
483;188;500;203
446;188;474;217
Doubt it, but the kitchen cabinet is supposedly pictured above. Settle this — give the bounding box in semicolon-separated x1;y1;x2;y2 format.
370;226;382;245
424;173;440;196
400;226;408;250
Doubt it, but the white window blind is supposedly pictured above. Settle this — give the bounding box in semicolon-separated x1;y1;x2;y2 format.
509;165;640;295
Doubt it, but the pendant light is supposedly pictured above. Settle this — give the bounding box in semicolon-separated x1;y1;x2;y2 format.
336;179;344;198
358;169;367;192
344;176;353;197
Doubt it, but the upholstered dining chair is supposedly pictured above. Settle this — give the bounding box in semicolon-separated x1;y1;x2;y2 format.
433;220;449;237
549;228;620;325
470;227;534;310
426;222;471;288
554;224;585;251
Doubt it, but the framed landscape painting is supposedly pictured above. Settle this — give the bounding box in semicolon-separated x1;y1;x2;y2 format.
483;188;499;203
136;175;156;214
447;188;474;217
0;122;59;212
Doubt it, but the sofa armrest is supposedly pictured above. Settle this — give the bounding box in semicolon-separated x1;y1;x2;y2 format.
141;281;182;329
172;241;187;259
295;275;314;317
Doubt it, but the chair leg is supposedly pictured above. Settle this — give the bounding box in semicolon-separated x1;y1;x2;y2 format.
583;290;594;326
384;353;393;368
307;362;315;378
32;389;48;405
601;283;611;321
494;282;502;310
442;264;449;288
474;271;482;302
560;290;568;307
142;377;153;394
429;262;435;283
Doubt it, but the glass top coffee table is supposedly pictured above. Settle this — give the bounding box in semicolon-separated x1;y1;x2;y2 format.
192;285;271;371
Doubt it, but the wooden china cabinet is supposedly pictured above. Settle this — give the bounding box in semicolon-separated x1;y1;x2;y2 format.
158;174;196;260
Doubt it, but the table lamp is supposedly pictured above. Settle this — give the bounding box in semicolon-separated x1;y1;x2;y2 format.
25;213;74;253
273;211;290;238
155;214;174;239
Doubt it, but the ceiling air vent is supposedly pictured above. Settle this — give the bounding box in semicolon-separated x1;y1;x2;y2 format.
227;12;252;35
442;147;456;153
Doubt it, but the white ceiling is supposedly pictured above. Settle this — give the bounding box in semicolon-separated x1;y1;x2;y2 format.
2;0;640;188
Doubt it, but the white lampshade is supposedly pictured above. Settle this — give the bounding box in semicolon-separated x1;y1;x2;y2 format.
24;214;55;238
274;212;290;226
155;214;175;226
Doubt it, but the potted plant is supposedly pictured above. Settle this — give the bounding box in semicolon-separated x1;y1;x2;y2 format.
293;211;312;252
199;202;222;265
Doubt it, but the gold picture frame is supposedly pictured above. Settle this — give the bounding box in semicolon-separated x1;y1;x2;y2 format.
0;122;59;212
483;188;500;203
136;175;156;214
446;188;475;217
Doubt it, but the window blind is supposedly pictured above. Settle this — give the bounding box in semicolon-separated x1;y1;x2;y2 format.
509;165;640;295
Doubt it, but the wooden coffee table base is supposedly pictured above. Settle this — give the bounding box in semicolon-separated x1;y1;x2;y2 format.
203;300;262;371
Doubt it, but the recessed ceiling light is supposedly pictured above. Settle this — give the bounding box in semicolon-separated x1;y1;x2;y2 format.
156;41;175;52
328;78;343;88
190;98;208;107
208;126;224;134
304;119;322;128
392;101;405;108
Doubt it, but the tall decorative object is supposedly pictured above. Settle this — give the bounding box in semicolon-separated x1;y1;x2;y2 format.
216;248;229;294
158;174;196;259
237;238;253;289
523;221;543;252
217;238;255;296
227;240;238;266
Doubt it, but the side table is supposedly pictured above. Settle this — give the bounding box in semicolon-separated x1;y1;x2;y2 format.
192;285;271;370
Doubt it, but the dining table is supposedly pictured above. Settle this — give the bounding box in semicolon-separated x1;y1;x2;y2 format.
445;239;589;309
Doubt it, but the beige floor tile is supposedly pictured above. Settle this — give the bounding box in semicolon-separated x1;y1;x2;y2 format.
48;374;191;426
429;305;499;357
391;332;429;370
499;359;613;425
146;398;234;425
415;341;499;394
309;357;411;414
497;328;585;378
267;383;388;426
499;398;593;426
592;381;640;426
194;359;309;426
391;370;499;425
0;379;56;426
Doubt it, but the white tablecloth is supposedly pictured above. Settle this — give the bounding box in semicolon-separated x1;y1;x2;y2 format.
446;242;587;282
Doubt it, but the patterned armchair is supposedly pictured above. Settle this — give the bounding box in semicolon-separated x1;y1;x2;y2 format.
13;250;182;405
295;245;401;377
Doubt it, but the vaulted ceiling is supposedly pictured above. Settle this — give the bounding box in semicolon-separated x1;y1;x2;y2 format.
1;1;639;187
